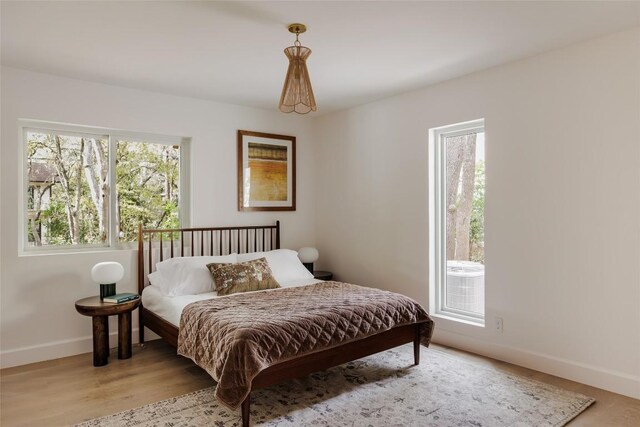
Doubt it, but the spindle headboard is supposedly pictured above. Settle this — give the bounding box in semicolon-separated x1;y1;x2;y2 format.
137;221;280;296
137;221;282;346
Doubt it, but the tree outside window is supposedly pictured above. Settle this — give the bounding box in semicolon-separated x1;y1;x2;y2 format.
24;128;183;249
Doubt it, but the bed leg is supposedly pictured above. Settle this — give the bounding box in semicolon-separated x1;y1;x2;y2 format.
139;310;145;346
414;325;421;365
241;394;251;427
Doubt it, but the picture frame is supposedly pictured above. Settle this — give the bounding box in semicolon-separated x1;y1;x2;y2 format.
237;130;296;211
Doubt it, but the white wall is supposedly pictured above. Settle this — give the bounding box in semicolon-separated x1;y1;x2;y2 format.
313;28;640;398
0;67;317;367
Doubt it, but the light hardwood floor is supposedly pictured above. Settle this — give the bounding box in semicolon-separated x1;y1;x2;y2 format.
1;340;638;426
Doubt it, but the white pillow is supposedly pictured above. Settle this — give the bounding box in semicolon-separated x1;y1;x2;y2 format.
153;254;237;296
148;270;174;295
237;249;313;283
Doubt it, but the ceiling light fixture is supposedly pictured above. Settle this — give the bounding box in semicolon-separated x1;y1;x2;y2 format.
279;23;317;114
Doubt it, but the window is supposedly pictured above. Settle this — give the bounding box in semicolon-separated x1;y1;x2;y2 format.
22;122;189;251
430;119;485;323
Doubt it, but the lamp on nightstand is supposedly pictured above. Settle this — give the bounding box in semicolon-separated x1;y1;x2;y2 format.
298;247;319;273
91;262;124;300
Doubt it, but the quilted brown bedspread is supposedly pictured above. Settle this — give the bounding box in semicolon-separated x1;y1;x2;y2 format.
177;281;434;410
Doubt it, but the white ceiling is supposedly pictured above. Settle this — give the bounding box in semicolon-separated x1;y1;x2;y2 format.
2;1;639;114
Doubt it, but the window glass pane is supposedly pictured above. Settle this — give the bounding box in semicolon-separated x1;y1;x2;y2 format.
444;132;485;316
26;131;109;247
115;140;180;242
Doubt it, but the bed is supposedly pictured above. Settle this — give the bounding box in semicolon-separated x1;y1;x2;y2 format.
137;222;434;426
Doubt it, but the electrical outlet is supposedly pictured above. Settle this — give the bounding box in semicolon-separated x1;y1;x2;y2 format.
495;317;503;333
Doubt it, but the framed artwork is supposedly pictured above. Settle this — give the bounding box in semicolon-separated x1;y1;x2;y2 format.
237;130;296;211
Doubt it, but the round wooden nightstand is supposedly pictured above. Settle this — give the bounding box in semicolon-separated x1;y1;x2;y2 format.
313;270;333;281
75;296;140;367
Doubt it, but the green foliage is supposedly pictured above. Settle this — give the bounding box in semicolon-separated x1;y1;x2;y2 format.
116;141;180;242
470;160;485;263
26;132;180;247
41;200;71;244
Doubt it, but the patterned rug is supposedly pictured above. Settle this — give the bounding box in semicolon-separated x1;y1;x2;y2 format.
76;344;594;427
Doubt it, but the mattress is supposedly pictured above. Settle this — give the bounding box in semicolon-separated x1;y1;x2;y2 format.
141;277;322;327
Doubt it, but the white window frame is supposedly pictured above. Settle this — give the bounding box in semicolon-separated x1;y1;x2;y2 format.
19;120;191;254
429;119;485;325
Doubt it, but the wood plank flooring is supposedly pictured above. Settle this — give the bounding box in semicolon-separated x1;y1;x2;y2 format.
1;340;638;426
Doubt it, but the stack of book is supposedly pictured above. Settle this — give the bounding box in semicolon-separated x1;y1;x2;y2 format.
103;293;140;304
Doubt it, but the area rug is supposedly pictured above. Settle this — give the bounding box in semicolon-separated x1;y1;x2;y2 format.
75;344;594;427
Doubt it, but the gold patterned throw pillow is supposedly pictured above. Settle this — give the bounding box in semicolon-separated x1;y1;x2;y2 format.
206;263;230;292
207;258;280;296
206;263;230;275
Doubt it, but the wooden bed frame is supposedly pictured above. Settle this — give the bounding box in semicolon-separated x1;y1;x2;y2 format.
137;221;424;427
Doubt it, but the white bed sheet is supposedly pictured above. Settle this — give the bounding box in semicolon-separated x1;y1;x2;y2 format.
141;277;323;327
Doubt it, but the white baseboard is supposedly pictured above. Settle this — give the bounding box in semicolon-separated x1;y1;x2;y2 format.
432;329;640;399
0;328;160;369
4;327;639;400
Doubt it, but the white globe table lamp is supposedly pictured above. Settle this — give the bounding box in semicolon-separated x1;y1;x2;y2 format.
298;247;319;273
91;262;124;300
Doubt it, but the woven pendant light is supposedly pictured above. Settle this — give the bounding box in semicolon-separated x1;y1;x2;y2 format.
279;24;317;114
